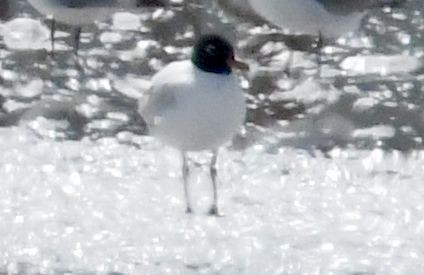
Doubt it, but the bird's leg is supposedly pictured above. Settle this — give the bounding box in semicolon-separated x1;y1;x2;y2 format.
182;152;193;214
283;50;294;77
208;150;220;216
50;18;56;55
74;26;82;56
316;31;323;78
184;0;202;38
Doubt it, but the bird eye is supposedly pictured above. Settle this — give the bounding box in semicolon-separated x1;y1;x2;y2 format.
205;44;217;55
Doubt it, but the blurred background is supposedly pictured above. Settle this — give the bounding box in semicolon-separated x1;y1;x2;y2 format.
0;0;422;152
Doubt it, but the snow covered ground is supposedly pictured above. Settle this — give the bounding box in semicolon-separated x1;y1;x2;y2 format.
1;127;424;275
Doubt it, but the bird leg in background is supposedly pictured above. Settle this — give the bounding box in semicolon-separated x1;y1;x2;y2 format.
316;31;324;78
182;152;193;213
73;26;82;55
50;18;56;55
183;0;203;38
208;150;220;216
283;50;294;77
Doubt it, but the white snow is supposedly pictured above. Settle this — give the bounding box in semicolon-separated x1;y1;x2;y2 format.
352;97;379;113
270;78;341;105
112;12;142;31
354;125;396;139
99;32;124;44
0;127;423;274
340;54;421;75
2;18;49;51
14;79;44;98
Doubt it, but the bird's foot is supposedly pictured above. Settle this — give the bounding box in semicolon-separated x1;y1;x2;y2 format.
208;205;223;217
283;67;291;78
74;56;84;71
185;207;193;214
48;50;55;59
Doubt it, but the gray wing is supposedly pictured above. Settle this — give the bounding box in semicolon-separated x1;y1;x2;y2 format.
217;0;268;25
316;0;404;15
55;0;119;8
139;84;177;129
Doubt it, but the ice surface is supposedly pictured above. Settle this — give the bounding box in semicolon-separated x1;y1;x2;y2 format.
2;18;49;50
1;128;424;274
340;54;420;76
270;78;341;105
112;12;142;31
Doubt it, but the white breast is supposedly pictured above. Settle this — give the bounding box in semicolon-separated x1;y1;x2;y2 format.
247;0;365;38
140;61;246;151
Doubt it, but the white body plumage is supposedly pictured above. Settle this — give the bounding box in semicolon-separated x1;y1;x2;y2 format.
140;60;246;151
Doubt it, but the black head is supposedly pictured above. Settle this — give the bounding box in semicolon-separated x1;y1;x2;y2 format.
192;35;248;75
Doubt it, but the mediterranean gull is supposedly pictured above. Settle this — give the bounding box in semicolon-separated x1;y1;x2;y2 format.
139;34;249;216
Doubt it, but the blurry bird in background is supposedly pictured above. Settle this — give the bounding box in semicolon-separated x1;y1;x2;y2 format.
246;0;406;42
26;0;167;55
219;0;407;74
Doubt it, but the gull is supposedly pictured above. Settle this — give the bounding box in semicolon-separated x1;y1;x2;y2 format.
26;0;166;54
225;0;404;73
246;0;405;40
139;34;249;215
